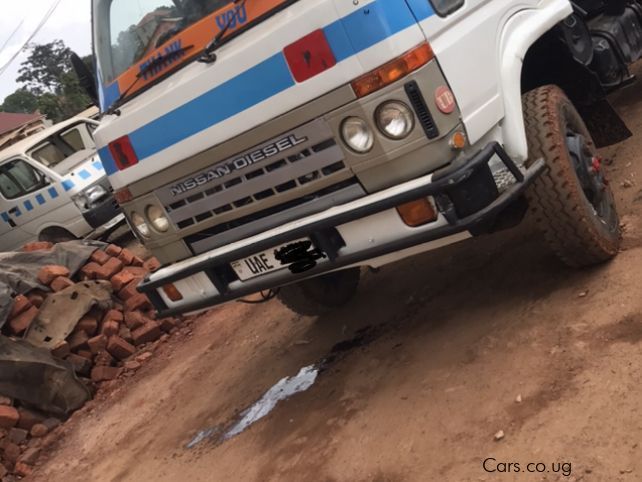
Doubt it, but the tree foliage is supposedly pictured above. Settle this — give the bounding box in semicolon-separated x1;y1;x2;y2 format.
1;40;94;122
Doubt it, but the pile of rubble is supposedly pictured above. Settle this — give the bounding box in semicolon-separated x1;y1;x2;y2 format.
1;241;182;478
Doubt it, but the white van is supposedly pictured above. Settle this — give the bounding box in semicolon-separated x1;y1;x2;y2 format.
0;117;123;251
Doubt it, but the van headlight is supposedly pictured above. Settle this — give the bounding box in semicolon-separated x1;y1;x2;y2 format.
341;117;374;153
146;205;170;233
72;185;108;211
131;211;150;238
375;101;415;139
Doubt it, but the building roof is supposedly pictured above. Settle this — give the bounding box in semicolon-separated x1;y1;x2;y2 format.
0;112;42;136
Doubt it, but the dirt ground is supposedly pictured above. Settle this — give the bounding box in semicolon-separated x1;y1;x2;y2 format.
32;74;642;481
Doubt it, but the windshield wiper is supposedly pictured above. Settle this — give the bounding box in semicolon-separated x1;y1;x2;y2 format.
106;44;195;116
200;0;249;64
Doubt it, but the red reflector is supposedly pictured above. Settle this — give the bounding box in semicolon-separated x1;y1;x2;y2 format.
283;29;336;83
108;135;139;171
434;85;456;114
114;188;133;204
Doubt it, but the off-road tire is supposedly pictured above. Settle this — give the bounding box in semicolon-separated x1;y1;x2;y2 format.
523;85;620;267
277;268;361;316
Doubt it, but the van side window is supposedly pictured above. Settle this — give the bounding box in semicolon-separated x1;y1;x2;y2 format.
28;122;96;171
0;160;47;200
430;0;464;16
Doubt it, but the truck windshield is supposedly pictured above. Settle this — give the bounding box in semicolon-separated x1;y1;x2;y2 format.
100;0;235;84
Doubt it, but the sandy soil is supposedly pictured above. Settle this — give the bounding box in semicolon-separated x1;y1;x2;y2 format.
31;73;642;482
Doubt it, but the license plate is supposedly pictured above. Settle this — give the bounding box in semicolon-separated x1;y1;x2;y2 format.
231;239;309;281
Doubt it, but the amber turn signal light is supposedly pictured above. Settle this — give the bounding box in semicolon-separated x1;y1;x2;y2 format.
351;43;434;98
396;198;438;227
162;283;183;302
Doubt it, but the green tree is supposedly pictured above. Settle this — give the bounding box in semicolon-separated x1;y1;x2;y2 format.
12;40;93;122
0;88;38;114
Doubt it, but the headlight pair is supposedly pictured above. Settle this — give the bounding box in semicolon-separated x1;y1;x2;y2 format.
130;205;170;238
341;101;415;153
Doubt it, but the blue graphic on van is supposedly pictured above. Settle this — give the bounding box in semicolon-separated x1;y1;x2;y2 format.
48;187;59;199
23;200;34;212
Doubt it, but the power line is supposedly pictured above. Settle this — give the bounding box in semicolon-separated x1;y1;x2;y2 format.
0;20;25;59
0;0;64;78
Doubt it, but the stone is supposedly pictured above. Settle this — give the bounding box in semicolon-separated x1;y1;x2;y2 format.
15;409;45;431
135;352;153;363
87;335;107;355
123;360;141;371
50;341;70;359
67;331;89;352
132;321;161;346
106;336;136;360
14;461;32;477
125;293;152;312
8;428;27;444
3;442;21;463
494;430;505;441
8;296;30;319
65;354;92;377
29;424;48;438
7;306;38;336
0;407;18;429
18;447;40;465
50;276;74;292
91;366;121;382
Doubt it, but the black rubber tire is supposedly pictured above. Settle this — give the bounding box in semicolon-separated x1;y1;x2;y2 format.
39;227;77;244
522;85;620;267
277;268;361;316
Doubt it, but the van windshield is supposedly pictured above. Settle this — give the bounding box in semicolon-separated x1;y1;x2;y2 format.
28;122;97;175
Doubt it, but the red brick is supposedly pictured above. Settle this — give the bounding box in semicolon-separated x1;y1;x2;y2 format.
16;409;45;431
131;255;144;267
159;318;178;333
75;315;99;337
8;306;38;336
102;309;124;324
22;241;53;252
77;349;93;360
132;321;161;346
125;293;152;312
105;244;122;257
37;265;70;285
124;311;145;330
90;249;110;265
143;257;161;272
50;341;70;359
79;262;101;280
107;336;136;360
26;292;45;308
117;248;135;265
18;447;41;465
67;330;89;352
122;266;148;278
101;320;120;337
119;326;133;344
94;350;115;367
143;308;158;320
29;424;48;438
65;354;91;376
0;406;19;429
50;276;74;292
91;366;121;382
8;428;28;444
87;335;107;354
3;442;21;463
95;257;124;280
118;278;143;301
111;270;135;292
9;295;31;319
14;461;33;477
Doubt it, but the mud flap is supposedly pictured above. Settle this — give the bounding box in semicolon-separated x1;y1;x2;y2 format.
579;98;632;147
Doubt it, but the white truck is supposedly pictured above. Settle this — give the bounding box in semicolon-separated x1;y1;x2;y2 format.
81;0;639;316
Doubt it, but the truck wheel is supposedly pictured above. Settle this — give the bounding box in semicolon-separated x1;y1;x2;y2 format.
277;268;361;316
522;85;620;267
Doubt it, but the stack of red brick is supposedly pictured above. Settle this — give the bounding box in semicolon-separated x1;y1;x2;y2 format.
0;399;62;478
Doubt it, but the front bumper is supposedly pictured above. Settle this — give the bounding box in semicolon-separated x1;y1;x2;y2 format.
139;143;546;317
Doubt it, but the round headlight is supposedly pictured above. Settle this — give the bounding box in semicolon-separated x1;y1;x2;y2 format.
376;101;415;139
146;205;170;233
341;117;374;153
130;212;150;238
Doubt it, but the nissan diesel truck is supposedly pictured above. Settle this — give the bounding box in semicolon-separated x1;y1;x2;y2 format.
85;0;640;316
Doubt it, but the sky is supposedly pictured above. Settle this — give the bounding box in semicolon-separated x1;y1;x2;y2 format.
0;0;93;104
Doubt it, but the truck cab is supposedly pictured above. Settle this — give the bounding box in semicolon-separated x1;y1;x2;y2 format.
90;0;638;316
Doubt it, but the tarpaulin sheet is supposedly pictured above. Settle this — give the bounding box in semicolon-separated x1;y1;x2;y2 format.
0;241;104;327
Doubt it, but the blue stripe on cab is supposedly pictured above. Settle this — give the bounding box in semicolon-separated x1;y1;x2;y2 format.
48;187;59;199
98;147;117;176
128;52;296;163
403;0;436;21
36;194;46;205
62;180;75;191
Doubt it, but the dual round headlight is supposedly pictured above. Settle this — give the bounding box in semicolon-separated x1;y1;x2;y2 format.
130;205;170;238
340;101;415;153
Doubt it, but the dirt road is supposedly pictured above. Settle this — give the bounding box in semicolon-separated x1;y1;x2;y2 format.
34;78;642;481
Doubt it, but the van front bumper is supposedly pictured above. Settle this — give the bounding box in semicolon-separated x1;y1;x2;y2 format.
138;143;546;317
